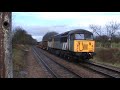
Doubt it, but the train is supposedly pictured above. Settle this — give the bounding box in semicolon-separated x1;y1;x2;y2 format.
38;29;95;61
37;41;48;50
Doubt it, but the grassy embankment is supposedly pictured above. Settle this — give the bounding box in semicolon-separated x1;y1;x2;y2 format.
12;44;30;78
91;42;120;68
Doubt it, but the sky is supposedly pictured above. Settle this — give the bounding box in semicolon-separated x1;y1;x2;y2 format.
12;12;120;41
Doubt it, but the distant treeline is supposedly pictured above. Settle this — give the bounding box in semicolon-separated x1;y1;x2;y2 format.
12;27;37;45
94;34;120;43
94;35;120;48
89;21;120;48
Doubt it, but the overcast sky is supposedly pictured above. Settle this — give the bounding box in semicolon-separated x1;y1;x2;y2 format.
12;12;120;41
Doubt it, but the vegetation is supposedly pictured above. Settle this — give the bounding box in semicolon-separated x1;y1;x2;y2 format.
92;47;120;68
89;21;120;67
12;27;37;45
12;27;37;78
90;21;120;48
13;45;29;78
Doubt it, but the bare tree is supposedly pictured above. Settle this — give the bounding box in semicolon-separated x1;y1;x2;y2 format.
89;24;102;36
89;24;103;47
105;21;120;48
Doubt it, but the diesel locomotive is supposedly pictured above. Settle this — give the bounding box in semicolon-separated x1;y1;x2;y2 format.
47;29;95;61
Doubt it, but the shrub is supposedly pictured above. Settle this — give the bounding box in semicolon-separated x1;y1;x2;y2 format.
95;48;120;64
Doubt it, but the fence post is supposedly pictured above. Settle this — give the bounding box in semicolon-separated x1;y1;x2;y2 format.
0;12;13;78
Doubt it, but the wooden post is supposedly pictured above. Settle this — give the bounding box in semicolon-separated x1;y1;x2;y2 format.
0;12;13;78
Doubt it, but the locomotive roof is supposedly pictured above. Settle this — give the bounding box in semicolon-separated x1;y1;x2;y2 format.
60;29;93;36
50;29;93;39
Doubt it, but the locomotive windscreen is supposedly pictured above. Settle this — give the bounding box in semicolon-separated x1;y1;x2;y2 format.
75;33;93;40
75;34;84;39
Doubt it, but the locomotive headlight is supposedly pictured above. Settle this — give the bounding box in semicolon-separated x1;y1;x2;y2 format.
89;53;94;56
89;53;91;55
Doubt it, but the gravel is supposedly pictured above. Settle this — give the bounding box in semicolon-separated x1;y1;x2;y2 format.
25;47;49;78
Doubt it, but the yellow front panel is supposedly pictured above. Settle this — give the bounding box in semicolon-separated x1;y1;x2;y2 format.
74;40;95;52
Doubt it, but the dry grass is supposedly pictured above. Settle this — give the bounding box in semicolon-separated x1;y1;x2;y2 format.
92;47;120;67
13;44;29;78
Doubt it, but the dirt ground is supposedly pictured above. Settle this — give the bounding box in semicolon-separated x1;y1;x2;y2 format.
25;47;48;78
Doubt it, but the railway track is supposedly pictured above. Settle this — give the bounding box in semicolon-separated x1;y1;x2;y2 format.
79;61;120;78
32;46;82;78
46;48;120;78
43;49;120;78
32;48;58;78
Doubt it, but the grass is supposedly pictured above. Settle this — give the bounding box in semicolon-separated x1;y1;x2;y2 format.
91;47;120;68
111;43;120;48
12;44;30;78
96;42;120;48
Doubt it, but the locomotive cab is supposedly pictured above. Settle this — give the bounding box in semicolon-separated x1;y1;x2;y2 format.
73;33;95;52
68;30;95;60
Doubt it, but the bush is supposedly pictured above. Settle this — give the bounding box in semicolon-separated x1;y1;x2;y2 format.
12;27;37;45
95;48;120;64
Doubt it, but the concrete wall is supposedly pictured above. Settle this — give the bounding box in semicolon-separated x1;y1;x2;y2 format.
0;12;13;78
